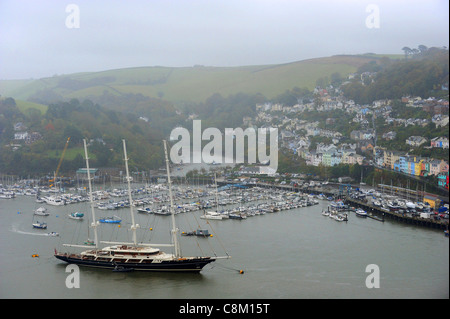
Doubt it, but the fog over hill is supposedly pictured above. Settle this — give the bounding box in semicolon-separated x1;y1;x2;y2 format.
0;54;395;104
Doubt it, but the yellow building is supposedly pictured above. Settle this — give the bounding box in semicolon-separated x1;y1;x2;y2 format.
423;195;440;209
384;150;402;170
414;159;424;176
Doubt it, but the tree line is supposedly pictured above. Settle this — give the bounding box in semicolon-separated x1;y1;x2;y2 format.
341;47;449;105
0;97;174;176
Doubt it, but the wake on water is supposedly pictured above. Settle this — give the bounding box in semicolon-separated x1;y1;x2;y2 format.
10;223;52;236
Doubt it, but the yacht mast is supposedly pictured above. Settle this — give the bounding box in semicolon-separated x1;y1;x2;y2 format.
122;139;138;246
214;172;219;212
83;139;98;248
163;140;181;258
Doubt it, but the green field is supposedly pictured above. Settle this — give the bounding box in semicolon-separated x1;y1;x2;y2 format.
0;54;393;104
15;99;48;114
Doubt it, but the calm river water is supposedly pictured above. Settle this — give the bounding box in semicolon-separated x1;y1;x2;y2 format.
0;186;448;299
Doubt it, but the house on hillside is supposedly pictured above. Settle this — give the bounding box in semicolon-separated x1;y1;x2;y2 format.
384;150;404;170
428;159;440;176
359;141;374;153
25;131;42;144
382;131;397;140
14;131;28;140
14;122;27;131
406;136;427;147
430;137;449;149
350;129;375;141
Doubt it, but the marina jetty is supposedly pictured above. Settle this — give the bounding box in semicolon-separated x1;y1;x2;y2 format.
1;174;448;231
215;178;449;231
344;197;447;230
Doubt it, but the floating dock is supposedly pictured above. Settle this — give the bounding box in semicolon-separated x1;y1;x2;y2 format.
345;197;447;230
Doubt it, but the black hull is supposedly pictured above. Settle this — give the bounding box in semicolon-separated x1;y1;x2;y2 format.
54;254;215;272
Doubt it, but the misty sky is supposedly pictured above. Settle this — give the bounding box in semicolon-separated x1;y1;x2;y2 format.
0;0;448;79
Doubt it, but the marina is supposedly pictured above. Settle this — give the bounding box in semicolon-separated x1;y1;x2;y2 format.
0;144;448;297
1;174;449;298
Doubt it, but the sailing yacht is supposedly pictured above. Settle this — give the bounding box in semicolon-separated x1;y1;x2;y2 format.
54;139;228;272
200;173;226;220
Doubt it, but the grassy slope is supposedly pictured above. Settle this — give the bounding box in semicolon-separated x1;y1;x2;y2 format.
15;99;48;114
0;54;395;104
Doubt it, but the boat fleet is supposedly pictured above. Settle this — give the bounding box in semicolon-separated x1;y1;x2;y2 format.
92;184;321;220
321;209;349;222
9;179;324;238
349;188;448;219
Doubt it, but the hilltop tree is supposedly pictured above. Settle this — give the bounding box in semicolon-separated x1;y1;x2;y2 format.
402;47;412;60
418;45;428;54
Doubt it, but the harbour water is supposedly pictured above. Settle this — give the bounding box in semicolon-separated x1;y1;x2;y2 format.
0;184;448;299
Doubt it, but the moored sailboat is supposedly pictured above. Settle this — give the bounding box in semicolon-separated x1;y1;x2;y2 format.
68;212;84;220
99;216;121;223
54;139;228;272
34;206;49;216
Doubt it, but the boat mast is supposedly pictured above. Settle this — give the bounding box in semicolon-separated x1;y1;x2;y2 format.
214;172;219;212
83;139;98;248
163;140;181;258
122;140;138;247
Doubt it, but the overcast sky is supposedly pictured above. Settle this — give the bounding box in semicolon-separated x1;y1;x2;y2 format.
0;0;448;79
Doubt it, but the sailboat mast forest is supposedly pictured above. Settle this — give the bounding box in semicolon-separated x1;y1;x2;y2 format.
54;139;228;272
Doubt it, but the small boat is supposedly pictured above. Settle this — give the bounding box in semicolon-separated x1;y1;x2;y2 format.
99;216;121;223
330;201;346;210
35;197;45;203
137;207;153;214
228;213;247;220
84;239;96;246
181;229;212;237
322;210;330;216
68;212;84;220
355;208;367;217
32;221;47;229
372;200;382;207
334;213;348;222
200;211;223;220
34;206;49;216
43;196;65;206
47;232;60;237
387;201;401;211
153;209;171;216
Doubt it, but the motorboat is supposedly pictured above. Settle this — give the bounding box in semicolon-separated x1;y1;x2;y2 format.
181;229;212;237
47;232;60;237
99;216;121;223
69;212;84;220
200;211;223;220
355;208;368;217
34;206;49;216
137;207;153;214
32;221;47;229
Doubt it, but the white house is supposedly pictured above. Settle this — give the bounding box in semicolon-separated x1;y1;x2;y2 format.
14;132;28;140
430;137;449;149
406;136;427;147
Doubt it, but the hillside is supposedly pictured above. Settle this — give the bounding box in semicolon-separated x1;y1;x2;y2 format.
342;48;449;104
0;97;178;175
0;54;393;105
